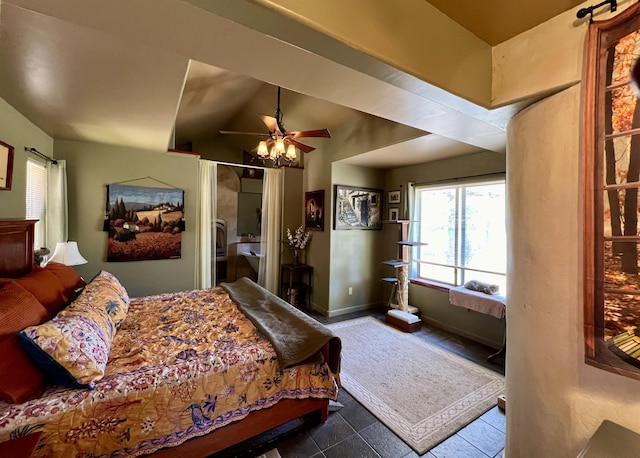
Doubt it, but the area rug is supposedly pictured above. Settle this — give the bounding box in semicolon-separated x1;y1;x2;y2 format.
326;316;505;454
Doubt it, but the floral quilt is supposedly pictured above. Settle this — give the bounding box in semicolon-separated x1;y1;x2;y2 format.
0;287;338;457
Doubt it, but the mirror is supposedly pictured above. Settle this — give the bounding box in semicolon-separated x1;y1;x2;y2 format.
237;192;262;236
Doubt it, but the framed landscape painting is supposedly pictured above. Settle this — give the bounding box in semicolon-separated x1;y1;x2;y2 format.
334;185;382;230
106;184;184;262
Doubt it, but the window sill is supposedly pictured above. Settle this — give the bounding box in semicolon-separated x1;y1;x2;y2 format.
409;278;455;293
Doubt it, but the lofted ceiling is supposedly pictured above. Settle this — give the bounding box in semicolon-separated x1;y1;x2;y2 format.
0;0;586;168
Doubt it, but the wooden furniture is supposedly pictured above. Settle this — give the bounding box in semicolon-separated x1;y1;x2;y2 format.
0;220;333;458
386;309;422;333
280;263;313;307
0;432;42;458
0;219;36;278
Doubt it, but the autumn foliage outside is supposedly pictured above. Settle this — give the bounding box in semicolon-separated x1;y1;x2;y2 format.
603;30;640;338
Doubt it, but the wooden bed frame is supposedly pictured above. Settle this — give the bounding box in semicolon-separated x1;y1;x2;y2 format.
0;219;329;457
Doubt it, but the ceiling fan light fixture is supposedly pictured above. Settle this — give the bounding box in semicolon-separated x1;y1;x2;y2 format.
286;144;296;160
257;141;269;157
222;87;330;167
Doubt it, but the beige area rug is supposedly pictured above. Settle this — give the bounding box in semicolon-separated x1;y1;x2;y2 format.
326;316;505;455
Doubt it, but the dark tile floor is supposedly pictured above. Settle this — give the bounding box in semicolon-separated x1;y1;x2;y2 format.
224;308;506;458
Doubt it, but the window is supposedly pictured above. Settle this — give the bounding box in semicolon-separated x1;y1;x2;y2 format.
26;159;47;248
414;179;506;292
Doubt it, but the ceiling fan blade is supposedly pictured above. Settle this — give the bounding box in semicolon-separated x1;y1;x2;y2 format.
258;114;281;135
219;130;269;137
288;137;316;153
288;129;331;139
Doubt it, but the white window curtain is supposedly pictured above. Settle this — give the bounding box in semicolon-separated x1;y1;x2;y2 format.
46;159;68;249
196;160;217;289
402;181;417;277
258;168;283;293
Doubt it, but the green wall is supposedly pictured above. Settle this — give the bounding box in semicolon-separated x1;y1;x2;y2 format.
328;163;386;315
302;144;333;314
0;97;53;219
54;140;199;297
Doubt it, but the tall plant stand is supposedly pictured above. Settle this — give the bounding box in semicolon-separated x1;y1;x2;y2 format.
279;263;313;308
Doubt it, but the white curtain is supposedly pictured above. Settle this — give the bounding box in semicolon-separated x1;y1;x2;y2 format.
258;168;283;293
196;160;217;289
405;181;417;277
46;159;67;247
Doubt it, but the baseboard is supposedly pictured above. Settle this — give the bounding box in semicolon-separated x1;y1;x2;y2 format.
313;302;382;318
420;316;503;350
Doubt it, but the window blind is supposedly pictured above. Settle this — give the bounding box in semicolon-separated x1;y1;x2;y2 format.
26;159;47;248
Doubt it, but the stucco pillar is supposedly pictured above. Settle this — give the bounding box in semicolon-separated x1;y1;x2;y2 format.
506;86;581;456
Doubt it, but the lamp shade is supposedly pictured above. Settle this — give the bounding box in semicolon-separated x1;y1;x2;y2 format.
48;242;88;266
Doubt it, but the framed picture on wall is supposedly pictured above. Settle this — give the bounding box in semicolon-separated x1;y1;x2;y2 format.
582;4;640;380
0;140;14;191
305;190;325;231
334;185;383;230
389;208;399;221
388;190;400;204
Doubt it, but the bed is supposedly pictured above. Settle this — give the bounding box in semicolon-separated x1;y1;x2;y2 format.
0;219;340;457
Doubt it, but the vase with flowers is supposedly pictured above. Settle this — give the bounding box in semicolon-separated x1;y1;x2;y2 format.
284;225;311;264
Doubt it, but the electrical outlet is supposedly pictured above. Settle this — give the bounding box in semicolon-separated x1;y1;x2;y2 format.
348;287;353;295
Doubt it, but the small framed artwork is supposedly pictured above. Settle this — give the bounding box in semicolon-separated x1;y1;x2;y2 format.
334;185;383;230
0;140;14;191
388;190;400;204
305;189;325;231
389;208;399;221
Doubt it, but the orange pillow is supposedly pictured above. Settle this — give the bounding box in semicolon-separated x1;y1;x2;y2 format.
0;334;46;403
0;281;51;337
44;262;86;297
15;268;68;316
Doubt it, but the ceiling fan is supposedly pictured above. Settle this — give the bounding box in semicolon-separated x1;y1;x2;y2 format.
219;86;331;160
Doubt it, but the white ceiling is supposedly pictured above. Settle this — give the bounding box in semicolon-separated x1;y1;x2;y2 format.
0;0;585;168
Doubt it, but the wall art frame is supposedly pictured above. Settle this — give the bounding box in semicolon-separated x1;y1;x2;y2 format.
388;190;400;204
334;185;382;230
583;3;640;380
305;189;325;231
106;183;184;262
0;140;14;191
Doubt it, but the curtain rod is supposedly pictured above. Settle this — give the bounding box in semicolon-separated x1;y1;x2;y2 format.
24;147;57;165
206;159;270;171
414;171;505;187
576;0;617;23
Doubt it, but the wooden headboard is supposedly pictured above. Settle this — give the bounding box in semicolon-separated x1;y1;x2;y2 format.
0;219;36;278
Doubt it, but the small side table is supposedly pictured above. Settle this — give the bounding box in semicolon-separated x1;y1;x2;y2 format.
280;263;313;307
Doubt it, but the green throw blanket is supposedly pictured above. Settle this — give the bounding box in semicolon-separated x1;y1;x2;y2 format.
221;277;341;374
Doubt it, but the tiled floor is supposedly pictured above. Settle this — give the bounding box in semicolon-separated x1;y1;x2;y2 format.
221;307;506;458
